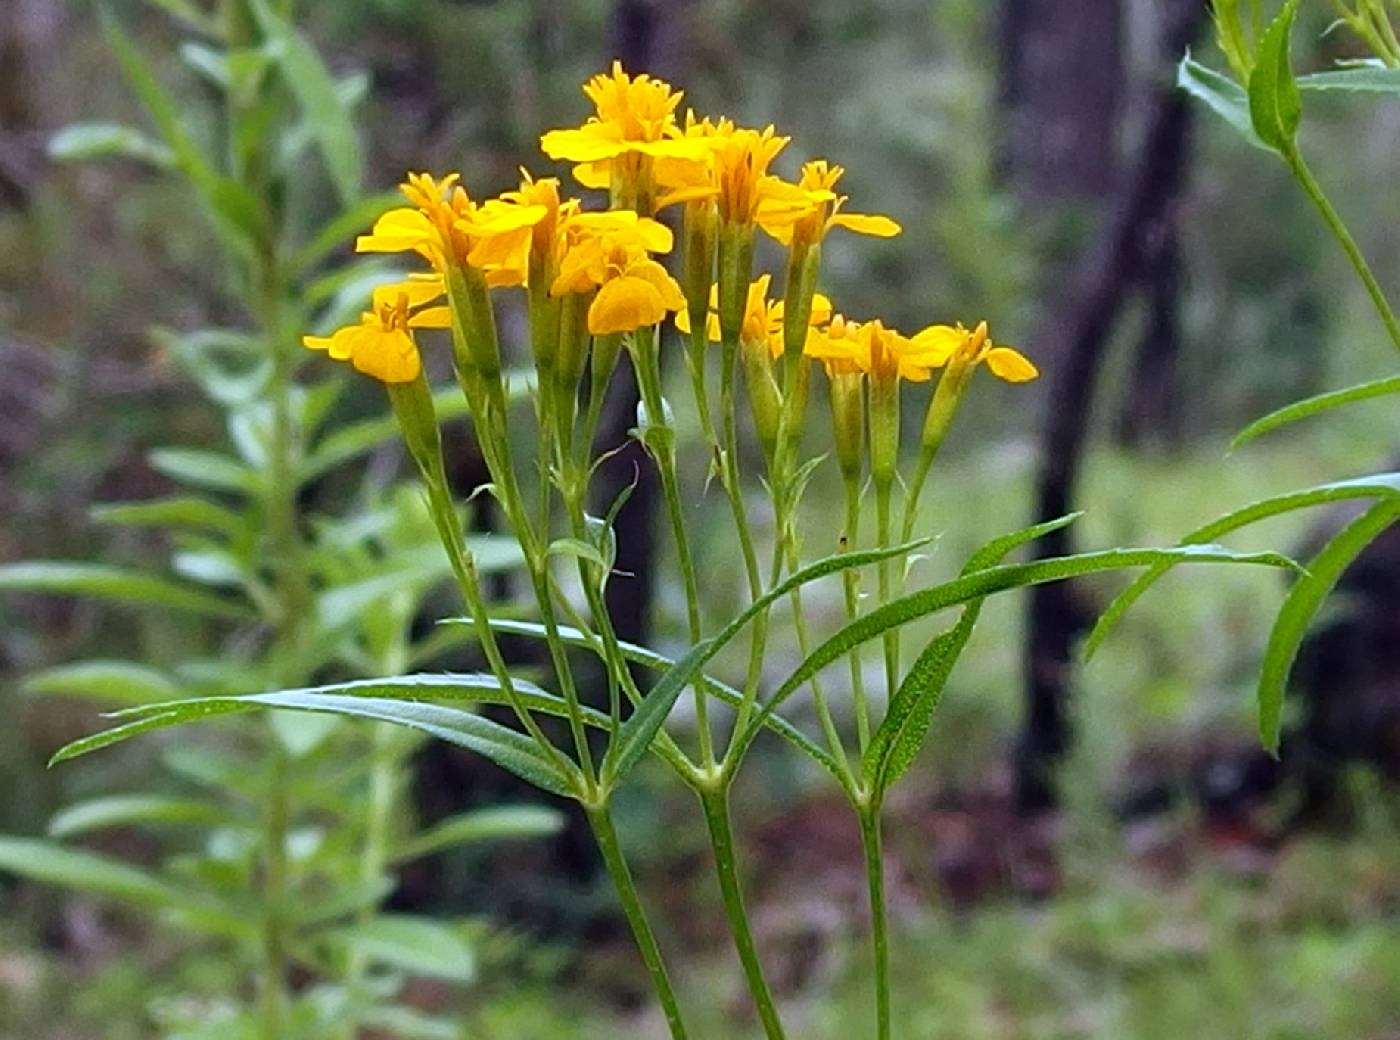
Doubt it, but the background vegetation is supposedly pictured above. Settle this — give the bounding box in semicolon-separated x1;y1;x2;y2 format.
2;0;1399;1036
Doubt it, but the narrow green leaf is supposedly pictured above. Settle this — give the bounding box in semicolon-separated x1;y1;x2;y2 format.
0;837;251;937
1247;0;1302;152
1296;66;1400;95
741;544;1295;754
392;805;562;865
864;514;1082;795
23;660;179;706
54;676;576;797
1231;374;1400;448
0;562;253;619
100;7;265;252
149;447;257;494
608;638;714;784
48;122;173;166
597;539;926;784
91;495;243;535
360;1006;459;1040
327;915;474;983
460;617;848;784
248;0;362;203
1085;472;1400;658
1257;499;1400;752
546;537;607;569
48;795;226;838
1178;53;1267;150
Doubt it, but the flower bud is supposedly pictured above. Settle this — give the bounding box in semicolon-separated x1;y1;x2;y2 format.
829;370;865;483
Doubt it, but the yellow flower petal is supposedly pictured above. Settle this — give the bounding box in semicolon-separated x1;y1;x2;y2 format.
588;275;667;334
540;126;626;163
908;324;966;363
573;161;613;189
409;306;452;329
827;212;902;237
985;346;1039;383
352;328;421;384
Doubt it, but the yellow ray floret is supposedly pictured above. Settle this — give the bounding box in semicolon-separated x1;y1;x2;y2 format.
756;160;901;248
675;274;832;358
301;275;447;384
908;320;1038;383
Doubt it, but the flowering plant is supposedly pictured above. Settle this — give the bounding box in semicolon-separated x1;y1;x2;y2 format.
46;56;1293;1039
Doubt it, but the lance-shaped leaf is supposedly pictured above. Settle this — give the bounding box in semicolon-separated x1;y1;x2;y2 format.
1257;499;1400;751
392;805;563;865
865;515;1080;797
0;562;253;619
1248;0;1301;153
24;660;180;706
52;674;578;798
1296;65;1400;95
1085;473;1400;658
1232;375;1400;448
1178;53;1267;149
740;544;1296;756
0;837;252;938
463;616;848;785
247;0;362;204
584;539;926;786
47;794;227;838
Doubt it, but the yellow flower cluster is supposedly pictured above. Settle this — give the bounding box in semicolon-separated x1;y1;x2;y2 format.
302;59;1035;412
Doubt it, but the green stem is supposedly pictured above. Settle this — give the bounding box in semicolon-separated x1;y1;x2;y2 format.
1284;144;1400;357
633;327;716;766
875;478;899;702
843;479;872;756
859;806;892;1040
719;335;769;748
585;806;689;1040
698;782;788;1040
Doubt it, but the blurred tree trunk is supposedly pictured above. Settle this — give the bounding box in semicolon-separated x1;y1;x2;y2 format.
0;0;59;206
1017;0;1206;820
998;0;1123;206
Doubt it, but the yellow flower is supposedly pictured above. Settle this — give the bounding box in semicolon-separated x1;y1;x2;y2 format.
908;320;1038;382
757;160;902;248
653;111;737;209
676;274;832;358
711;125;791;227
301;275;448;384
357;172;471;272
807;316;941;383
549;212;684;334
540;62;712;195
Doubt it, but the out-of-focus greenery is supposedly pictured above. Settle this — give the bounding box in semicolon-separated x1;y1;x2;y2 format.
5;0;1400;1037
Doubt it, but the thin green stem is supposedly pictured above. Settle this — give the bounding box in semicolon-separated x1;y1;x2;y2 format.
859;807;892;1040
843;480;872;756
632;327;716;766
1284;144;1400;357
585;806;690;1040
719;336;770;750
698;782;788;1040
875;478;899;701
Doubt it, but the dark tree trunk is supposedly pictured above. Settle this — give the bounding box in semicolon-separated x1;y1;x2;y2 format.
1018;0;1207;817
999;0;1124;205
1116;224;1186;447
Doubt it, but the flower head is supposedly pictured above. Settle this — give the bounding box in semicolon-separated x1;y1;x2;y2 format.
302;275;448;383
540;62;712;198
807;315;942;383
757;160;901;249
676;274;831;358
908;320;1038;382
550;211;684;334
708;126;790;227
